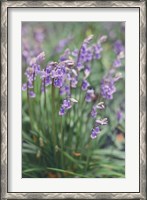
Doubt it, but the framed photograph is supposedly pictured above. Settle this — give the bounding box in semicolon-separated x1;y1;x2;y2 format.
1;1;146;199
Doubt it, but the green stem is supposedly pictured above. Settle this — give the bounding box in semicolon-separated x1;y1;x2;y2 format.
44;78;47;110
85;139;92;172
27;83;33;130
44;78;48;130
52;82;56;157
60;117;64;169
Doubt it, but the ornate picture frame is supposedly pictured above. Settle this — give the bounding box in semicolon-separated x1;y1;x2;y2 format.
0;1;146;199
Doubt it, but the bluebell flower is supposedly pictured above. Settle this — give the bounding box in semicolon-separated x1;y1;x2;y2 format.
84;64;91;79
70;77;78;88
91;126;100;139
36;51;45;63
27;80;33;89
114;40;124;55
59;98;78;116
59;85;70;96
22;83;27;91
91;106;97;118
93;43;103;59
46;65;53;74
117;111;123;121
113;59;122;68
54;77;63;88
45;76;52;86
85;89;95;102
63;99;72;110
81;79;90;91
100;79;116;100
29;91;36;98
59;106;66;116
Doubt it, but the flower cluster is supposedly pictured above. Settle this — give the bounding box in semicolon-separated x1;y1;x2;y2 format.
101;71;122;100
100;78;116;100
91;102;105;118
59;98;78;116
113;40;125;68
22;34;124;140
100;39;124;100
91;118;108;139
22;52;45;97
72;35;107;72
91;117;108;139
90;102;108;139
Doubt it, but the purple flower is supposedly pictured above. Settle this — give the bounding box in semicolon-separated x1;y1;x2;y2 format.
81;79;90;91
76;35;94;67
63;99;71;110
27;81;33;89
85;89;95;102
45;76;52;86
91;126;100;139
29;91;36;98
34;64;41;75
50;70;56;78
46;65;53;74
117;111;123;121
84;65;91;78
79;46;93;63
59;99;71;116
25;67;34;78
60;85;70;96
22;83;27;91
40;70;48;79
59;98;78;116
36;52;45;63
54;77;63;88
93;43;103;59
114;40;125;55
59;106;66;116
101;79;116;100
91;106;97;118
56;65;66;77
72;49;79;57
77;62;84;71
113;59;122;68
65;85;70;95
70;77;78;88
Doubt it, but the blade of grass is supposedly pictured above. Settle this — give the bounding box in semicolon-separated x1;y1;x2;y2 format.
46;167;89;178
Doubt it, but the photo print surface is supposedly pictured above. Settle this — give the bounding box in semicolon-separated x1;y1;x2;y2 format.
22;22;125;178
